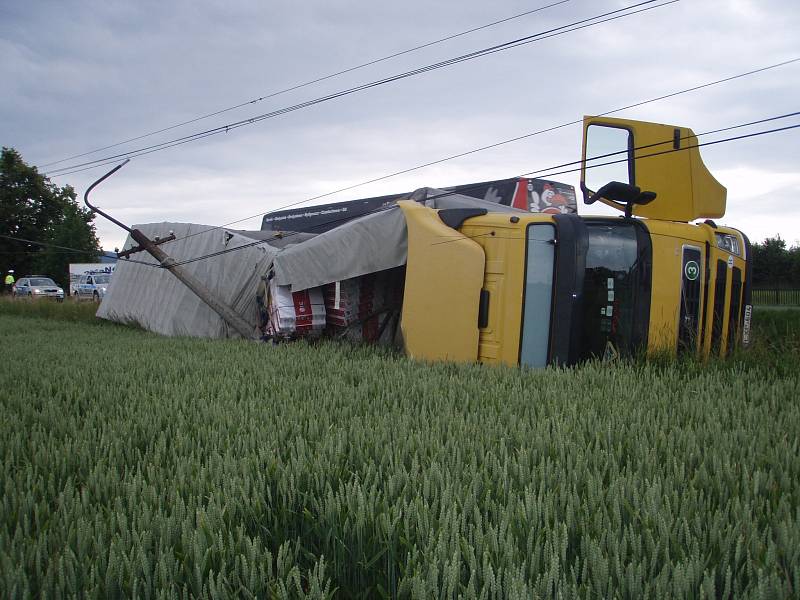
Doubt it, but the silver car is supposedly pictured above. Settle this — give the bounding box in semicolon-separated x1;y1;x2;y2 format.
74;273;111;301
13;276;65;301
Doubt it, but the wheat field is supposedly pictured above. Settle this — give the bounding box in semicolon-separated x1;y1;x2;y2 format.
1;304;799;598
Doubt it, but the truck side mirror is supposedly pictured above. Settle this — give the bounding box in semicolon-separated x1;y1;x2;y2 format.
583;124;632;194
587;181;656;218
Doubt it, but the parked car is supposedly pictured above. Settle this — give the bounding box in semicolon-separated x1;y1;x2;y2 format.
13;276;65;301
74;273;111;302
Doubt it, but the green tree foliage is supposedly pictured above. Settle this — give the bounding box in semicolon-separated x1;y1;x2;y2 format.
0;147;101;285
751;236;800;288
791;244;800;286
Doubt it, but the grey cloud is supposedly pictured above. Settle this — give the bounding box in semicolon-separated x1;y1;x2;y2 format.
2;0;798;249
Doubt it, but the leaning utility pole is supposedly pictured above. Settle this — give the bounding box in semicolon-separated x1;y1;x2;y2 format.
84;160;257;340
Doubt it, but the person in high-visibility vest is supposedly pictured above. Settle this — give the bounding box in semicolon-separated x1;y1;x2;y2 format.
4;270;15;295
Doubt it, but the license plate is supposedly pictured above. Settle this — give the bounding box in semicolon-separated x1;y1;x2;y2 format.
742;304;752;346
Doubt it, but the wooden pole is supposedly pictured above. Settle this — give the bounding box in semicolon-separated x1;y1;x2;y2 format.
129;229;257;340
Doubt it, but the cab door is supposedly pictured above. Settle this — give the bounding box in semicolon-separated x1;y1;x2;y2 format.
645;223;708;355
580;116;726;222
397;201;486;363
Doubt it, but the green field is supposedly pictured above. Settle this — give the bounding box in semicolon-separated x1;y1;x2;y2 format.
1;301;799;598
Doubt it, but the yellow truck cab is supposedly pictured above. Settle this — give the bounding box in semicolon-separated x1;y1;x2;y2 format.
399;116;752;367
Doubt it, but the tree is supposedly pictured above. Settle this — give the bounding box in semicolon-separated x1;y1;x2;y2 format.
751;236;800;288
0;147;101;286
789;245;800;288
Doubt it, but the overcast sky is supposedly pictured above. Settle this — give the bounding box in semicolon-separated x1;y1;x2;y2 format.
2;0;798;250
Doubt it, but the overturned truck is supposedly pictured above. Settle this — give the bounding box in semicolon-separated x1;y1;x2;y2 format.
97;187;532;345
99;116;752;366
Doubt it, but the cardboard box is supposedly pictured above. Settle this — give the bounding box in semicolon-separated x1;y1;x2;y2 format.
267;281;326;338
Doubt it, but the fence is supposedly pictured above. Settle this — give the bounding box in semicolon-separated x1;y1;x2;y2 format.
752;288;800;306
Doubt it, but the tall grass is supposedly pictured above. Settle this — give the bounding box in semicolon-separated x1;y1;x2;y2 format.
0;308;798;598
0;296;101;324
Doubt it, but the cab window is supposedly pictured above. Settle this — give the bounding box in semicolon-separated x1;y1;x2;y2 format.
578;221;651;360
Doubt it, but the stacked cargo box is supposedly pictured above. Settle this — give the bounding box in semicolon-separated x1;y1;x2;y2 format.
323;269;404;342
324;274;383;324
258;268;404;342
265;279;326;339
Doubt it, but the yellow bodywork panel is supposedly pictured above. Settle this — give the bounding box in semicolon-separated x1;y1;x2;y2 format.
644;220;746;357
398;201;486;362
460;213;535;366
704;230;747;356
581;116;726;222
645;220;710;353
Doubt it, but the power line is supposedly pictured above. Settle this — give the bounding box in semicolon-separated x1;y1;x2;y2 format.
72;58;799;273
397;117;800;247
0;250;96;256
160;115;800;268
524;110;800;178
48;0;673;175
47;0;678;177
533;121;800;180
39;0;573;169
0;234;102;254
156;57;800;246
0;234;158;268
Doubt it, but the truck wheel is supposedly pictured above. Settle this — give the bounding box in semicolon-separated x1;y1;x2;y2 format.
93;291;100;303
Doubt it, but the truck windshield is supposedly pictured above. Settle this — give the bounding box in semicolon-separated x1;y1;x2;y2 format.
520;224;556;367
578;221;651;360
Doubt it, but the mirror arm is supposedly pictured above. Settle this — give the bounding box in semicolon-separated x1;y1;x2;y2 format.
580;181;592;204
625;202;634;220
583;181;657;218
581;181;626;212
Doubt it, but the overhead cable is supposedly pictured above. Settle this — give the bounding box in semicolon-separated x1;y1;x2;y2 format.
525;110;800;179
0;234;158;268
159;57;800;245
533;122;800;180
40;0;572;168
47;0;678;177
157;116;799;268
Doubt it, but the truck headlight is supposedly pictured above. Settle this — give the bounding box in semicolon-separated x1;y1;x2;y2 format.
33;289;44;294
715;233;741;257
